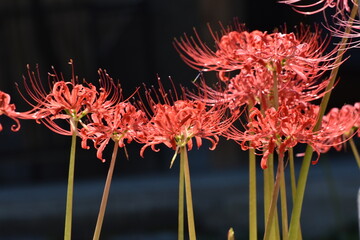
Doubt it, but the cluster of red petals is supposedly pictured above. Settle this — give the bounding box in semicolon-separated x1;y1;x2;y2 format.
175;24;341;108
280;0;360;48
0;91;22;132
81;102;148;161
18;61;149;162
175;24;338;81
225;103;354;169
19;61;120;136
318;102;360;152
330;16;360;48
218;66;331;110
136;79;235;162
278;0;355;15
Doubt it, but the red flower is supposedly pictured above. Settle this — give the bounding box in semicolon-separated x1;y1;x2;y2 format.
210;65;331;110
226;103;353;169
317;103;360;152
175;23;342;110
18;60;119;136
81;102;148;161
278;0;355;16
0;91;22;132
280;1;360;48
330;17;360;48
136;78;234;167
175;24;339;82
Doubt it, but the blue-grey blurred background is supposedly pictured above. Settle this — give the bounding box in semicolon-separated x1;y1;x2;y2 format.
0;0;359;239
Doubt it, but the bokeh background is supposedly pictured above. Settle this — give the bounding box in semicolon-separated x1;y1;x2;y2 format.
0;0;359;239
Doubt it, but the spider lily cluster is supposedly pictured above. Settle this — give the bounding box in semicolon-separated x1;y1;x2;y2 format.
0;1;359;239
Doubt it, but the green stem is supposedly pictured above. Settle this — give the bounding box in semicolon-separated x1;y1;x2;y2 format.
279;157;288;240
249;148;257;240
289;148;296;202
181;146;197;240
288;145;312;239
178;147;185;240
263;155;283;240
349;138;360;169
288;5;358;239
263;163;270;227
272;69;279;110
93;140;119;240
289;148;303;240
64;120;78;240
263;154;280;239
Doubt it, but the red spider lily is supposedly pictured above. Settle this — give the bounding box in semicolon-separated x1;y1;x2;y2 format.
206;66;331;111
225;103;353;169
175;23;344;112
356;102;360;136
136;77;235;167
81;102;148;162
174;23;341;83
278;0;355;16
317;102;360;152
330;16;360;48
0;91;22;132
18;60;120;136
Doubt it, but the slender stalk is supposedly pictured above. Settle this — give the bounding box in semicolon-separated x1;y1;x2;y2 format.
178;147;185;240
279;158;289;240
263;154;280;240
288;148;296;201
289;148;303;240
93;140;119;240
181;146;197;240
263;155;284;240
270;155;281;240
349;138;360;168
288;5;358;239
272;69;279;110
247;103;257;240
64;120;79;240
263;165;270;227
288;145;312;239
249;148;257;240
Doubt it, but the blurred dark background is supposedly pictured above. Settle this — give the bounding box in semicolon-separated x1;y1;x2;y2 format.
0;0;359;239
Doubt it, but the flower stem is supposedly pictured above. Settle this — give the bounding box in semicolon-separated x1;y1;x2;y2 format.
272;69;279;110
178;147;185;240
288;145;312;239
181;146;197;240
279;158;288;240
249;148;257;240
263;155;283;240
289;148;303;240
263;163;270;226
93;140;119;240
64;120;78;240
288;148;296;201
349;138;360;168
263;154;280;240
288;5;358;239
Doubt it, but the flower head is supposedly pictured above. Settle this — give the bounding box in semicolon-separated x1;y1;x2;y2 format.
0;91;22;132
175;23;343;110
136;77;234;167
226;103;353;169
280;0;360;48
278;0;355;16
81;102;147;162
18;60;120;136
317;102;360;152
175;23;339;82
